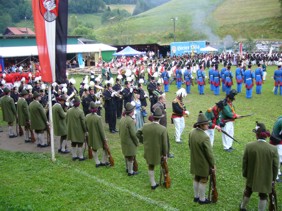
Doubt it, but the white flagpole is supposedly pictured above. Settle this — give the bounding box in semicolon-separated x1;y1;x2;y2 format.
48;84;56;161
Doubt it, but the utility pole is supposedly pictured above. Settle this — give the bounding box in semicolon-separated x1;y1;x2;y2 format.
171;17;178;42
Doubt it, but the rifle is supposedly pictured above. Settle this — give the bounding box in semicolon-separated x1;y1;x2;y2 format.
160;156;171;188
46;125;51;146
221;129;240;144
103;141;114;166
223;113;254;123
19;125;24;136
133;156;138;172
16;118;19;136
269;182;277;211
30;129;36;143
208;168;218;203
85;135;93;159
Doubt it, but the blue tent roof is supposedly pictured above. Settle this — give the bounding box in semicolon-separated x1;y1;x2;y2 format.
113;46;145;56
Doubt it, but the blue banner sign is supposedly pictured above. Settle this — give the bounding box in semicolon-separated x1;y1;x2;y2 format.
170;41;207;56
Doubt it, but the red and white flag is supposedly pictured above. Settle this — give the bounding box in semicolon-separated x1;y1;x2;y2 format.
32;0;68;83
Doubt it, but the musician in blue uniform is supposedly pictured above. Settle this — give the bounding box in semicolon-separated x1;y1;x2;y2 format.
235;64;244;93
273;64;282;95
223;65;233;95
254;63;263;94
208;64;214;91
221;63;227;92
244;64;255;99
183;65;193;94
175;65;183;89
213;64;221;95
196;65;206;95
161;68;170;92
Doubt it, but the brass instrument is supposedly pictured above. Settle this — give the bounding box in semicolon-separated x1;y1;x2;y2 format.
66;91;76;102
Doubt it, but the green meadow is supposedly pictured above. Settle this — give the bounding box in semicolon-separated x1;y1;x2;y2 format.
0;65;281;210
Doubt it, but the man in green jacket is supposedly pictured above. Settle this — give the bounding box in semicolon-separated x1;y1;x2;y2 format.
119;102;139;176
239;122;279;211
136;107;168;190
189;111;215;204
66;97;87;161
52;95;69;153
1;87;17;138
86;102;109;167
29;91;48;147
17;90;30;142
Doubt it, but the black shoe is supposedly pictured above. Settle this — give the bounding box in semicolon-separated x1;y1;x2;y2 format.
168;153;174;158
176;141;183;144
72;157;79;161
9;134;17;138
193;197;199;203
114;129;119;132
25;139;32;143
96;163;102;168
61;150;70;154
224;149;232;152
276;178;282;183
128;171;138;176
58;149;62;153
198;198;211;205
79;157;86;161
110;130;116;133
151;184;159;190
40;144;49;148
229;147;235;150
100;162;110;167
239;204;247;211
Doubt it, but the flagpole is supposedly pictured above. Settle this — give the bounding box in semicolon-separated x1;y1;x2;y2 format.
48;84;56;162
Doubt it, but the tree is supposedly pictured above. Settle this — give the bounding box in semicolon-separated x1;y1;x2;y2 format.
0;14;12;33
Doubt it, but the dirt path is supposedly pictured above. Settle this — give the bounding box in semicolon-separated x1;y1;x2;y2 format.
0;126;60;153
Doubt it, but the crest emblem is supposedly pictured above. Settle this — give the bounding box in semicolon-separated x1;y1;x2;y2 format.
40;0;58;22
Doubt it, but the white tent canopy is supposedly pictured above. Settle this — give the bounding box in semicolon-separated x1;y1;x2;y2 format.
0;43;117;58
200;46;218;52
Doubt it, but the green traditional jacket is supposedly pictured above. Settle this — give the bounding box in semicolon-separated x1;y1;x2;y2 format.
136;122;168;165
17;97;30;126
85;113;106;150
52;103;67;136
119;115;138;156
29;100;47;130
243;140;279;193
66;107;86;143
189;128;215;177
1;95;17;123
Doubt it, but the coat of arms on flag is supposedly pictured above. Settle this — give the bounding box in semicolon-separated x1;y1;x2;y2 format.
41;0;58;22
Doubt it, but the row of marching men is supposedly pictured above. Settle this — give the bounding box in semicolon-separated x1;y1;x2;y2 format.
153;61;282;98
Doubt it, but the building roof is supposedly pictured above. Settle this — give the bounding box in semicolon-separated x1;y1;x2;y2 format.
0;43;117;58
3;27;35;36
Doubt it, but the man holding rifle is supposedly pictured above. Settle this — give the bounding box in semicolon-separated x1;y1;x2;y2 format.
220;89;241;152
239;122;278;211
52;95;69;153
189;111;215;205
17;90;31;143
136;107;168;190
0;87;17;138
86;102;110;167
29;91;49;147
270;116;282;182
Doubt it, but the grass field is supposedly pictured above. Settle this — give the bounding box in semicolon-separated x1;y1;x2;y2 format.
0;65;282;210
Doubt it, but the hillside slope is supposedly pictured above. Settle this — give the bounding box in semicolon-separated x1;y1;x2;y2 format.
95;0;281;44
